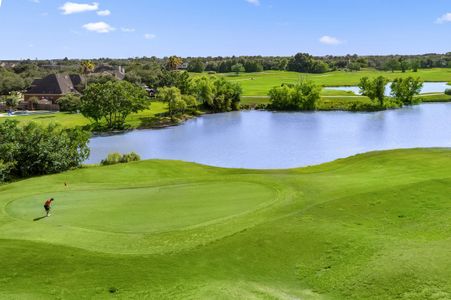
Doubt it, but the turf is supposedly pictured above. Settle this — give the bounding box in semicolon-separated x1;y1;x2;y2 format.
1;149;450;299
213;68;451;96
0;102;168;129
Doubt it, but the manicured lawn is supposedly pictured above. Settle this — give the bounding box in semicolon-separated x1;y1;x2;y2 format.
1;149;450;299
208;68;451;96
0;101;168;129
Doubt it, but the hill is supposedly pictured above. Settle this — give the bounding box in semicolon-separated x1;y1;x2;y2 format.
0;149;450;299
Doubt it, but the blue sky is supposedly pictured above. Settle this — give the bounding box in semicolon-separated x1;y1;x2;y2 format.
0;0;449;59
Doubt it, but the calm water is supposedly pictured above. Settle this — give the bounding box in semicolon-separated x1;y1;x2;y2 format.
87;103;451;169
324;82;449;96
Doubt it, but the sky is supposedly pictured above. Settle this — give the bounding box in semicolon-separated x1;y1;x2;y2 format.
0;0;450;59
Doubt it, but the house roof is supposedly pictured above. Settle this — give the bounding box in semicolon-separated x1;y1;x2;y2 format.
26;74;82;95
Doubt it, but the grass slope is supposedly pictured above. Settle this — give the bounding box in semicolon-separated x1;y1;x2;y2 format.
0;149;450;299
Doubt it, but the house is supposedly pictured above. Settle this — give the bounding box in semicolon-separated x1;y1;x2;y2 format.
177;62;189;70
23;74;83;110
93;64;126;80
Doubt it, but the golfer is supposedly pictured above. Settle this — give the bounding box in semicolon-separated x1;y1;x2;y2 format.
44;198;54;217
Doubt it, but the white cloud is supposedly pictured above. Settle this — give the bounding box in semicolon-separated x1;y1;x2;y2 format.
60;2;99;15
436;13;451;24
319;35;342;45
0;0;3;8
83;22;115;33
97;9;111;16
246;0;260;6
144;33;156;40
121;27;136;33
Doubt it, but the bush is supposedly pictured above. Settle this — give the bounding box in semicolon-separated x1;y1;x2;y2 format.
0;120;90;182
101;152;141;166
268;80;321;111
445;89;451;96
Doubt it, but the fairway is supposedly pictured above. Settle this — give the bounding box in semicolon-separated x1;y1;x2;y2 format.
213;68;451;96
1;150;451;299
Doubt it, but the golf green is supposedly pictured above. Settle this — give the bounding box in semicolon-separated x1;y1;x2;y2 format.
6;182;276;233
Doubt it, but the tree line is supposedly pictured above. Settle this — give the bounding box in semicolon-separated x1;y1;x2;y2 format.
267;76;424;111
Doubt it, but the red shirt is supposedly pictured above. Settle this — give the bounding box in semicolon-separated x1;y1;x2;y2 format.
44;199;52;207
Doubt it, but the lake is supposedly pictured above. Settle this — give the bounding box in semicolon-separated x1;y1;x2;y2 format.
324;82;449;96
87;103;451;169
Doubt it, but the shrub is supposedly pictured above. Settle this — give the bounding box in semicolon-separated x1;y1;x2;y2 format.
268;80;321;111
0;120;90;181
101;152;141;166
445;89;451;96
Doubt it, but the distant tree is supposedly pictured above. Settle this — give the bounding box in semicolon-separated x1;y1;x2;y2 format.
166;56;183;71
244;61;264;73
358;76;388;106
4;92;21;109
81;81;149;129
28;96;39;111
385;59;400;73
399;58;409;73
187;59;206;73
348;61;361;71
57;93;81;113
189;76;241;112
287;53;329;73
390;77;423;105
268;80;321;111
231;63;245;75
278;58;289;70
80;60;95;76
411;60;420;72
158;86;184;119
0;69;26;95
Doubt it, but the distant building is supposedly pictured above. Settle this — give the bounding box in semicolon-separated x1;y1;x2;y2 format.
177;62;189;70
23;74;83;110
93;64;126;80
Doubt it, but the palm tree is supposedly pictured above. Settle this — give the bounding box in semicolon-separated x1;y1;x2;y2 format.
80;61;96;87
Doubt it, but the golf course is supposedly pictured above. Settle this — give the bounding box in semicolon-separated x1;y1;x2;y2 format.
1;148;450;299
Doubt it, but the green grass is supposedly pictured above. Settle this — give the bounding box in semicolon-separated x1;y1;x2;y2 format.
419;93;451;102
208;68;451;96
1;149;450;299
0;102;168;129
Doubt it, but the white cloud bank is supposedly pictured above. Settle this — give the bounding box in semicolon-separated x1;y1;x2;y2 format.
83;22;114;33
60;2;99;15
436;13;451;24
319;35;342;45
246;0;260;6
121;27;136;33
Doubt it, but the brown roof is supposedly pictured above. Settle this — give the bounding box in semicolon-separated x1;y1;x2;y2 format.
26;74;82;95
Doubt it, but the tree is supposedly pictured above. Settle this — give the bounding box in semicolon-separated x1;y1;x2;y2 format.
231;63;245;76
244;61;264;73
80;60;95;76
81;81;149;129
28;96;39;111
4;92;21;109
187;59;205;73
268;80;321;111
57;93;81;112
189;76;241;112
399;58;409;73
0;119;90;181
0;69;26;95
385;59;400;72
287;53;330;73
358;76;388;106
390;77;423;105
158;86;183;119
166;56;183;71
411;60;420;72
